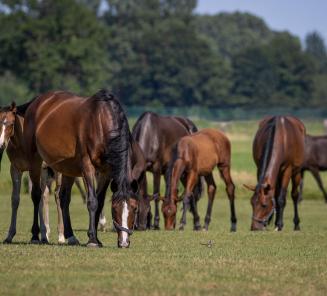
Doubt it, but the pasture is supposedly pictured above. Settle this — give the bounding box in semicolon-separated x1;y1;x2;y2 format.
0;119;326;295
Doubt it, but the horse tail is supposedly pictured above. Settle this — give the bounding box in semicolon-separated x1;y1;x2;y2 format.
193;177;204;202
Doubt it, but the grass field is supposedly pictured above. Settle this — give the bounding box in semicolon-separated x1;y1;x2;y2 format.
0;119;326;295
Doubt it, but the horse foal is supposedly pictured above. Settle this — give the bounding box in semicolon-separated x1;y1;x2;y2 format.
162;128;237;231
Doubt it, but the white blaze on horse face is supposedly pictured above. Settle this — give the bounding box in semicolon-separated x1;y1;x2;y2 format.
121;201;129;243
0;119;6;147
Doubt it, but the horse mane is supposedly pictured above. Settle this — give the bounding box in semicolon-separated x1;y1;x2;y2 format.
16;96;39;116
258;116;277;184
92;89;132;202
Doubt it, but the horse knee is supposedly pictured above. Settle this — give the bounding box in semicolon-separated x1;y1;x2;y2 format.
87;198;98;212
208;185;216;197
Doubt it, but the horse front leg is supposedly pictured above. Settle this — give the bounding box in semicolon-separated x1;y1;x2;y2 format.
29;158;43;243
179;171;197;231
4;165;22;243
153;169;161;230
54;172;65;244
275;167;292;231
82;162;99;247
310;167;327;203
94;174;110;245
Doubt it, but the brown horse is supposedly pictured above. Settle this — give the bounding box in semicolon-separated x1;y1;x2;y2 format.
299;134;327;203
162;128;237;231
244;116;305;231
132;111;200;230
0;102;61;243
23;89;140;248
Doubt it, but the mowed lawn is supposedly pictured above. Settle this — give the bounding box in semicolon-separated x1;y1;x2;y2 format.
0;119;326;296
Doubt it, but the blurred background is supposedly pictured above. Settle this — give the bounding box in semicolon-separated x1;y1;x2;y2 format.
0;0;326;120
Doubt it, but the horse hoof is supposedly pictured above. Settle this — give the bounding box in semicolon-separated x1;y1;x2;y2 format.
179;225;184;231
3;237;12;244
41;238;49;244
58;235;65;244
294;226;301;231
193;225;202;231
87;242;100;248
153;225;160;230
30;239;40;244
202;227;208;232
230;224;237;232
67;236;80;246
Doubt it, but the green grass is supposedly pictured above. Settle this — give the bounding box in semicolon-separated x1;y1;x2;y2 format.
0;119;327;295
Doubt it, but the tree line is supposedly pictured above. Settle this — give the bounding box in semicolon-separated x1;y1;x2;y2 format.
0;0;326;108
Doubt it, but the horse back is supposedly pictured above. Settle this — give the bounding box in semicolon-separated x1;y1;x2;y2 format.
303;135;327;170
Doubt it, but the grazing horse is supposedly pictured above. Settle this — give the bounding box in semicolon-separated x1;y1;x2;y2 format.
132;111;199;230
162;128;237;231
299;135;327;203
244;116;305;231
0;102;107;244
23;89;139;248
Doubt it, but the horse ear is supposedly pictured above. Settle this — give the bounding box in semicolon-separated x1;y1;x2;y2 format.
131;179;138;193
10;102;17;113
110;180;118;193
243;184;256;191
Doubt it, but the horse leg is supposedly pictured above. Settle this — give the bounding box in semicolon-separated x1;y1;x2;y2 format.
275;167;292;231
203;173;216;231
4;165;22;243
181;175;201;230
219;165;237;232
59;175;79;245
291;172;302;231
179;171;197;230
82;163;99;247
54;172;65;244
29;158;43;243
298;170;304;203
310;167;327;203
94;174;110;244
153;169;161;230
74;177;87;204
98;211;107;232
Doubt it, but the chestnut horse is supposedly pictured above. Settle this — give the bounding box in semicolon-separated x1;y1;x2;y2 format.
162;128;237;231
244;116;305;231
132;111;200;230
299;134;327;203
23;89;140;248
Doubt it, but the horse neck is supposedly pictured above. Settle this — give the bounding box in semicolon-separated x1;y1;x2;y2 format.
10;115;24;149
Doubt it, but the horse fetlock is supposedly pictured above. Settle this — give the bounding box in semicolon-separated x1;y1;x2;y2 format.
230;222;237;232
58;234;65;244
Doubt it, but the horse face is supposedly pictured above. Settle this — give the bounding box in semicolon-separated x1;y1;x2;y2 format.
250;184;275;230
112;197;138;248
0;102;16;151
162;200;177;230
111;180;139;248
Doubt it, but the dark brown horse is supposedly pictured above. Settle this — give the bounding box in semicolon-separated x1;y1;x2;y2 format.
23;89;140;248
244;116;305;231
299;134;327;202
162;128;237;231
132;111;199;230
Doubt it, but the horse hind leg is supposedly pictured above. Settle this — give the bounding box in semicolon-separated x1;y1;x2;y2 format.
291;172;302;231
4;165;22;243
219;165;237;232
54;173;65;244
310;168;327;203
153;169;161;230
203;173;216;231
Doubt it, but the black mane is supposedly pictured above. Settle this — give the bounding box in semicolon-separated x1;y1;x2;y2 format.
258;117;277;184
93;89;132;202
